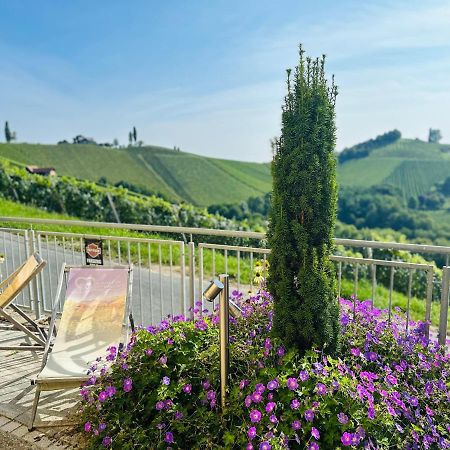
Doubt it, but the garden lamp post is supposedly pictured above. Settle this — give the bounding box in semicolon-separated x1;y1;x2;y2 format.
203;274;243;409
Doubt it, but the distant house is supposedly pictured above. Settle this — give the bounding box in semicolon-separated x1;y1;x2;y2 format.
26;166;57;176
73;135;97;145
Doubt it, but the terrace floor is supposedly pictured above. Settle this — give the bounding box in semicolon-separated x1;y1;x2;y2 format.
0;325;80;449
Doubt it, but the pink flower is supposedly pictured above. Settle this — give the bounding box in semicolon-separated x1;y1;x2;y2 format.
123;377;132;393
291;420;301;430
312;427;320;440
341;432;352;446
287;378;298;390
265;402;276;413
248;426;257;439
249;409;262;423
182;383;192;394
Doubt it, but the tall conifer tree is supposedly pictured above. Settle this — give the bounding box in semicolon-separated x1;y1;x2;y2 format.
268;46;340;354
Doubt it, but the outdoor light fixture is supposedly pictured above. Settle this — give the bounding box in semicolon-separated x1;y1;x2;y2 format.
202;279;224;302
203;275;229;410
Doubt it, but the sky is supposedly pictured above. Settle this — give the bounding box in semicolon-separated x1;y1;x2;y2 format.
0;0;449;162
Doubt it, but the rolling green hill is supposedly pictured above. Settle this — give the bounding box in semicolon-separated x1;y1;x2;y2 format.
0;143;271;207
1;137;449;207
337;138;450;199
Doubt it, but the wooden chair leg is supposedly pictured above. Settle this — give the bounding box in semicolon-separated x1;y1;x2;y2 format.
28;385;41;431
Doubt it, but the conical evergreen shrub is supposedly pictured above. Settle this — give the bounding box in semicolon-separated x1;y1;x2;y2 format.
268;46;340;354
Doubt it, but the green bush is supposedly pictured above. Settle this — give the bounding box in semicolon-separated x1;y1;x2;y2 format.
268;47;340;354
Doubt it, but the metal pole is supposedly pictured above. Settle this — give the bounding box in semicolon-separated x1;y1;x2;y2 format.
28;229;41;319
188;242;195;318
218;274;230;410
438;267;449;346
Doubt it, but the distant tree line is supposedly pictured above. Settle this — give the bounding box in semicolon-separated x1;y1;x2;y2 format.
338;129;401;164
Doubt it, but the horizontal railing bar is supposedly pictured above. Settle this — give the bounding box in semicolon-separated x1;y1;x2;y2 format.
330;255;433;271
0;227;28;234
1;217;450;256
199;243;270;253
33;230;183;246
334;238;450;255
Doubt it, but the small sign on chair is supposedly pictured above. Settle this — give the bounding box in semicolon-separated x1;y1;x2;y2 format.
84;239;103;265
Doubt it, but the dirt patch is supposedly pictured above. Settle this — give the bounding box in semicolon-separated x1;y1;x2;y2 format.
0;429;40;449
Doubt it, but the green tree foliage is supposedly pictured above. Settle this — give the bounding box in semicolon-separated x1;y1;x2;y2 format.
267;47;340;355
4;121;11;143
338;129;401;164
133;126;137;143
428;128;442;144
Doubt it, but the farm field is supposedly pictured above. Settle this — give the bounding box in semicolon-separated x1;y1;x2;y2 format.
338;138;450;198
0;143;271;206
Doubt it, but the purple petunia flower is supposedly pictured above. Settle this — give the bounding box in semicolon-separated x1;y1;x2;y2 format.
251;391;262;403
183;383;192;394
291;420;301;430
249;409;262;423
165;432;174;443
276;346;285;357
255;383;265;393
312;427;320;440
304;409;315;422
337;412;348;424
174;411;183;420
202;380;211;390
248;426;257;439
267;379;279;390
123;377;132;393
265;402;276;413
245;395;252;407
316;383;327;395
156;401;165;411
246;444;254;450
290;399;300;409
308;442;319;450
269;414;278;423
105;386;116;398
162;376;170;386
286;378;298;390
207;390;216;401
102;436;112;447
84;422;91;433
240;379;249;390
341;432;352;446
99;423;106;431
259;442;271;450
145;348;153;356
98;391;107;402
159;355;168;365
299;370;309;381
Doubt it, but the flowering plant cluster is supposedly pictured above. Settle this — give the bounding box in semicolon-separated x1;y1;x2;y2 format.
80;292;449;449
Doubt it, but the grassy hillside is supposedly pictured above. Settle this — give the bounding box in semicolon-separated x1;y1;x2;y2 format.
338;138;450;199
0;143;271;207
1;137;449;207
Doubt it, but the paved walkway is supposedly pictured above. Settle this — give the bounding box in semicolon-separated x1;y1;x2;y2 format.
0;327;80;449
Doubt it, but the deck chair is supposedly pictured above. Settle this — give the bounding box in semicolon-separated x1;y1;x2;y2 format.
29;264;134;430
0;253;48;351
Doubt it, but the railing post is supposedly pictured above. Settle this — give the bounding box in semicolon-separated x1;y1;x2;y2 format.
424;267;434;339
439;266;449;347
188;241;195;318
180;242;186;318
28;229;41;319
218;274;230;410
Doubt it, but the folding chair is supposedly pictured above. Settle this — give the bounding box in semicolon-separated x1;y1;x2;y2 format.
29;264;133;430
0;253;48;351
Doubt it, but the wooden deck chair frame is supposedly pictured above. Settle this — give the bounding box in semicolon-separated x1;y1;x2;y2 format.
29;263;134;430
0;252;48;351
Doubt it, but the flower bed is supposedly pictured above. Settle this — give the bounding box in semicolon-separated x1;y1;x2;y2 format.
80;293;449;449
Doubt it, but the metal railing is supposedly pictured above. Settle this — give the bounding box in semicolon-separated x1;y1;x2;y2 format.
0;217;448;344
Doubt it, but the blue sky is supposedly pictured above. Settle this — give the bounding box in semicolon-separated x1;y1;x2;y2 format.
0;0;449;161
